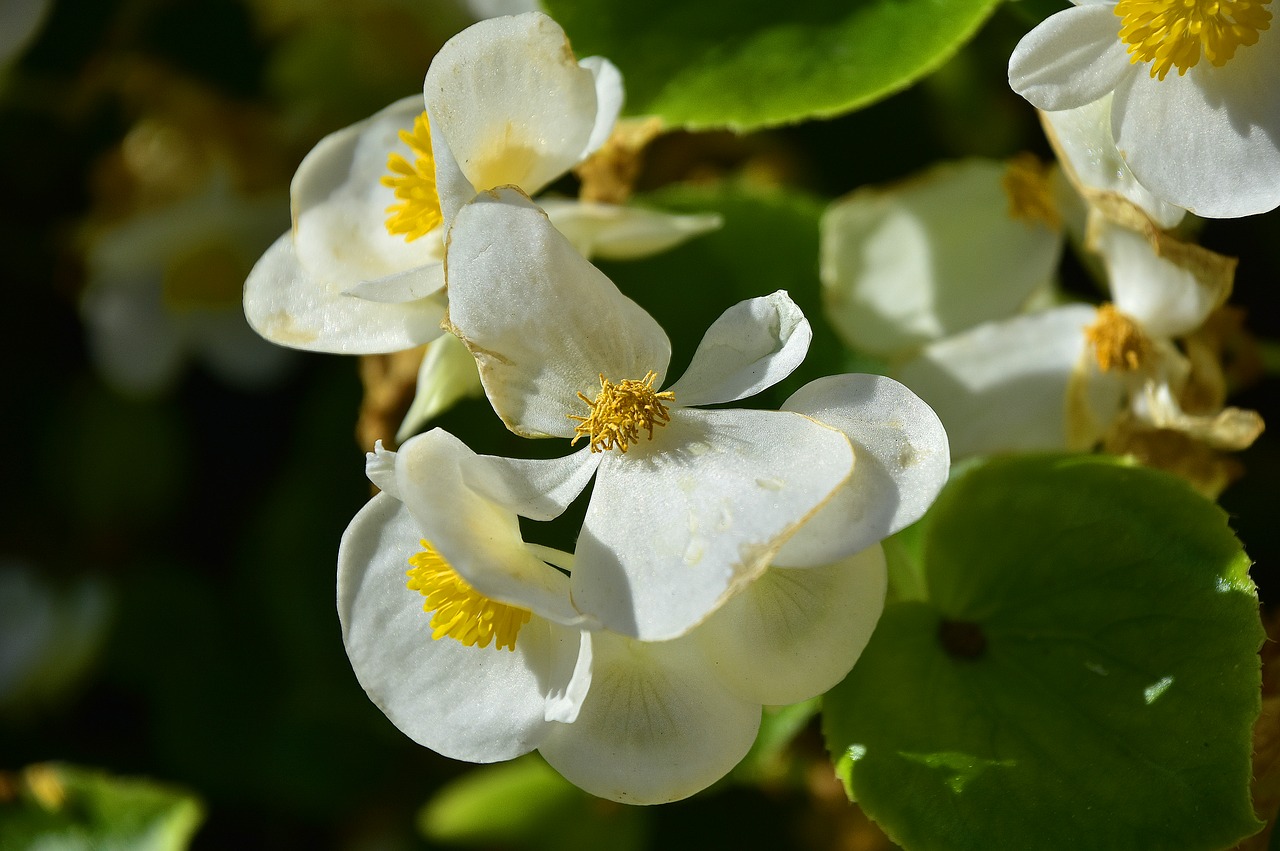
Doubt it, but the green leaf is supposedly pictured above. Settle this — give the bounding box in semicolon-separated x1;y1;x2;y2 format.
420;756;647;851
543;0;1003;130
0;763;203;851
823;454;1264;851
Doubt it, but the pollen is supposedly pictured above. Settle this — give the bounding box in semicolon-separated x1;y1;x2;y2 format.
1114;0;1271;80
569;371;675;453
1085;303;1155;372
381;111;444;242
1001;153;1061;230
406;541;531;651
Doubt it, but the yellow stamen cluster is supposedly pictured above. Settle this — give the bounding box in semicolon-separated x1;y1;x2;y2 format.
381;111;444;242
406;541;530;651
1001;153;1061;230
569;371;675;453
1114;0;1272;80
1085;303;1155;372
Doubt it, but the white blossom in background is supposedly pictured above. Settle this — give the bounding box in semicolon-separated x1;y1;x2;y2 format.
444;188;949;641
243;11;719;357
0;0;52;67
80;172;293;397
1008;0;1280;217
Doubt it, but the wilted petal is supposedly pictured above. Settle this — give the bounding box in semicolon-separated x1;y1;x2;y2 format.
445;189;671;438
572;407;853;641
773;374;949;567
693;546;887;706
538;630;760;804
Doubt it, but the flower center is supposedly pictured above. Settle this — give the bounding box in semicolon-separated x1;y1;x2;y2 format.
1085;304;1154;372
569;371;675;453
1114;0;1272;80
381;111;443;243
1001;154;1061;230
406;540;530;651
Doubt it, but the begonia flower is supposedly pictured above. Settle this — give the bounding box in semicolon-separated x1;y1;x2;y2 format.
1008;0;1280;217
340;430;901;803
243;11;718;356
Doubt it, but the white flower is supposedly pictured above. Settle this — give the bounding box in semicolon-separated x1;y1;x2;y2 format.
1008;0;1280;217
444;188;950;640
80;172;294;397
243;11;718;355
341;431;903;803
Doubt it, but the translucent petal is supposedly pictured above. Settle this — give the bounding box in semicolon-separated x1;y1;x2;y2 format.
396;333;485;443
821;159;1062;357
339;492;555;762
773;375;949;567
538;630;760;804
1009;4;1132;111
572;407;853;641
444;189;671;438
540;197;722;260
578;56;624;158
665;291;811;407
693;546;887;705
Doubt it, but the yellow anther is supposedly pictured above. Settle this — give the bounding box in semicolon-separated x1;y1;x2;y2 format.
569;371;675;453
1114;0;1271;80
1085;303;1155;372
381;112;443;242
1001;153;1061;230
406;541;530;652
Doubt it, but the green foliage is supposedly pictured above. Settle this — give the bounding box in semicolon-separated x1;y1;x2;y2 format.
420;756;647;851
544;0;1003;130
823;454;1264;851
0;764;203;851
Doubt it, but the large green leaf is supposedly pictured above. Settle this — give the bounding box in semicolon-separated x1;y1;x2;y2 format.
823;454;1264;851
0;763;203;851
543;0;1003;130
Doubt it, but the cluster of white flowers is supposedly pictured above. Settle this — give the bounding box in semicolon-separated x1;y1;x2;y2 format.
243;12;950;804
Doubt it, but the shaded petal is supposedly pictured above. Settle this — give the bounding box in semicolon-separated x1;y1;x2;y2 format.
578;56;624;158
894;305;1126;457
396;333;485;442
538;630;760;805
1009;4;1131;111
343;259;445;304
476;446;600;522
364;441;398;497
572;407;853;641
666;291;811;407
292;96;447;287
773;375;949;568
445;189;671;438
820;159;1062;357
395;429;589;626
1041;94;1187;228
1112;39;1280;217
424;12;601;219
693;546;887;706
544;627;593;724
244;232;447;353
540;197;722;260
338;492;555;762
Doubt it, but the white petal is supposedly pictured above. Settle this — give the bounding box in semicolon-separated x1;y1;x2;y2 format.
578;56;625;158
365;441;399;497
665;291;811;407
1093;217;1232;336
244;232;447;353
820;159;1062;357
1040;95;1187;229
572;407;853;641
540;197;722;260
445;189;671;438
343;260;445;304
475;446;601;522
0;0;51;64
894;305;1126;457
544;628;592;724
773;375;949;567
538;631;760;804
424;12;601;219
396;333;485;442
1111;38;1280;218
1008;4;1132;111
338;492;554;762
692;546;887;706
291;96;447;287
394;429;587;626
